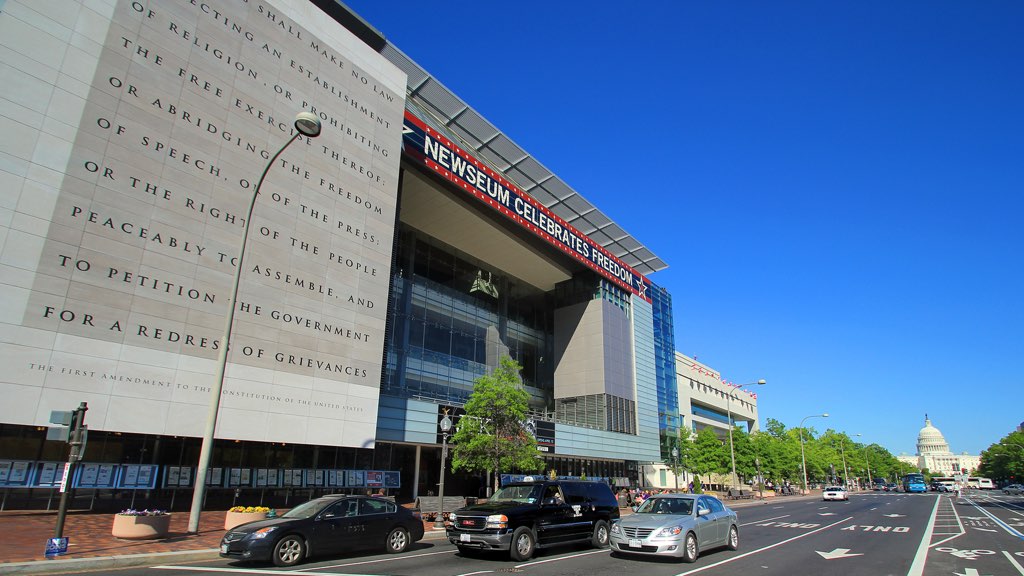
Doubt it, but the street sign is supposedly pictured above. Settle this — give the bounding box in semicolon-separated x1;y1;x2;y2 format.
44;537;68;557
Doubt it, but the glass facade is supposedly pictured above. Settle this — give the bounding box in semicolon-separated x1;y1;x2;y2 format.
691;404;730;425
382;227;555;411
650;282;680;460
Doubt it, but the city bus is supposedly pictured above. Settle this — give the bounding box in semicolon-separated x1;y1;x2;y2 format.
902;473;928;493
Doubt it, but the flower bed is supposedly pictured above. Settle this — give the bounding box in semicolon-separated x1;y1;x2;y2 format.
112;510;171;539
225;506;270;530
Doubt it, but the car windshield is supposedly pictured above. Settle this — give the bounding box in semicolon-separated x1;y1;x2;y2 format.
490;484;543;503
281;498;334;519
826;487;844;491
637;498;692;515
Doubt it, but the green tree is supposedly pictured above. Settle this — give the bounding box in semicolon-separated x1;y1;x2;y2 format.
730;428;757;483
450;356;542;491
691;427;728;487
978;431;1024;481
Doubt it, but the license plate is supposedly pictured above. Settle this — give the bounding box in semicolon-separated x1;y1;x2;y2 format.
460;533;471;543
628;538;642;548
220;544;228;554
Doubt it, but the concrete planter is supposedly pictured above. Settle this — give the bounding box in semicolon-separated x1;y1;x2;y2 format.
224;510;267;530
111;514;171;539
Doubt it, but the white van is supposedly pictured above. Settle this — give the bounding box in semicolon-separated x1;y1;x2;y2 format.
977;477;994;490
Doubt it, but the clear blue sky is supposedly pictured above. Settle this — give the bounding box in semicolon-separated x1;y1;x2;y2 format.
343;0;1023;456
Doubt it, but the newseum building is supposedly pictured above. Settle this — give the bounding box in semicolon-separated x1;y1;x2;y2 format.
0;0;680;509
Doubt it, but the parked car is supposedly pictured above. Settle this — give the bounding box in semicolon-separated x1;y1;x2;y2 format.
446;478;619;560
885;483;899;492
220;495;424;566
1003;484;1024;495
822;486;849;501
609;494;738;563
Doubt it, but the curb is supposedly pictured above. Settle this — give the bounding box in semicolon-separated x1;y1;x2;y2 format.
2;549;221;575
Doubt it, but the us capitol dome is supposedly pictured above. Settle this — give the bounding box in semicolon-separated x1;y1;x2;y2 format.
896;415;981;475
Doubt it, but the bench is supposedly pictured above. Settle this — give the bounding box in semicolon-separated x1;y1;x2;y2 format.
415;496;474;514
726;488;755;500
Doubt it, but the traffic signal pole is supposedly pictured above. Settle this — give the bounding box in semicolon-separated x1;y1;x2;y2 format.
54;402;88;539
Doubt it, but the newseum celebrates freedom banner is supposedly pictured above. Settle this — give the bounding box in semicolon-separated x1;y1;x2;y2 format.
401;112;652;303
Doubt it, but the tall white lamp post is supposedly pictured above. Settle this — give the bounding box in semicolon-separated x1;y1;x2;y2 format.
671;445;679;490
839;436;850;489
435;414;452;528
726;379;765;490
187;112;323;533
799;413;828;494
850;433;863;489
863;441;874;490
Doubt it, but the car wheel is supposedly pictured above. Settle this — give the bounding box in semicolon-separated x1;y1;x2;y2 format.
726;525;739;550
592;520;610;548
272;535;306;567
682;531;699;563
385;526;410;553
509;526;536;561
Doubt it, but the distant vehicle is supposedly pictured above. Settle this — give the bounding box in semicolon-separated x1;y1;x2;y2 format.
976;477;994;490
609;494;738;562
822;486;849;501
902;473;927;493
219;495;423;566
1002;484;1023;495
885;483;899;492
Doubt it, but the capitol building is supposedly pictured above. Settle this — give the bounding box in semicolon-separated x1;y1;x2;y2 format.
897;415;981;475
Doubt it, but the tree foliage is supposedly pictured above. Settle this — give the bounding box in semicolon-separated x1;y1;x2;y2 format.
691;427;728;480
449;356;542;490
978;430;1024;481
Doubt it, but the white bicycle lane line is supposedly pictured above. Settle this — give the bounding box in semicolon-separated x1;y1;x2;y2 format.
927;495;965;548
960;496;1024;539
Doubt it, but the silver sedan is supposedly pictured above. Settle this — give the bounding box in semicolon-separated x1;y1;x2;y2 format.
609;494;738;562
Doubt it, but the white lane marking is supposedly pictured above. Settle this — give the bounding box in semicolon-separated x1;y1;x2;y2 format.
299;545;456;565
907;494;941;576
514;548;608;568
298;549;456;570
816;547;863;560
670;516;853;576
153;568;370;575
1002;550;1024;575
157;548;457;575
455;572;495;576
742;514;789;526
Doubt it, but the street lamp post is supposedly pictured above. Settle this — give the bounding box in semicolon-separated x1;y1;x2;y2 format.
850;433;863;490
799;413;829;494
672;446;679;491
187;113;322;533
839;437;850;490
863;443;874;490
435;414;452;528
726;379;766;490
